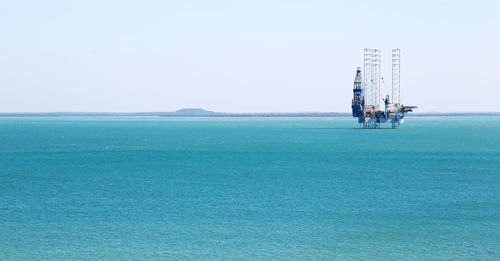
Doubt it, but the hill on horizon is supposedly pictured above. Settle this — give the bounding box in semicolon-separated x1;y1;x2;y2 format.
174;108;216;115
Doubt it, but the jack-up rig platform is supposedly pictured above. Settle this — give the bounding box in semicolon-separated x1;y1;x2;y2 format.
352;48;417;128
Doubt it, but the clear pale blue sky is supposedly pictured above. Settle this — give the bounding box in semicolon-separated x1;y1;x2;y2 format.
1;0;499;112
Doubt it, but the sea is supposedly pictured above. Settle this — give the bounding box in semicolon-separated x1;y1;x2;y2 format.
1;117;499;260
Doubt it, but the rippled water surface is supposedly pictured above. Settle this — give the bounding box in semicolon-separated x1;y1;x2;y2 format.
1;117;499;259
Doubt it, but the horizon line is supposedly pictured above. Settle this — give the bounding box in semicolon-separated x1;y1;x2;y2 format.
0;108;500;114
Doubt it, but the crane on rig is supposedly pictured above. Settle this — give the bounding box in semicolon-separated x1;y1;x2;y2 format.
351;48;417;128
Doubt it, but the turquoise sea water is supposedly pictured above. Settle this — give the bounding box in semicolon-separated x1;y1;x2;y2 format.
1;117;499;260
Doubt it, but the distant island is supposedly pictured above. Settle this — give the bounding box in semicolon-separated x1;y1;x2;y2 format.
0;108;499;117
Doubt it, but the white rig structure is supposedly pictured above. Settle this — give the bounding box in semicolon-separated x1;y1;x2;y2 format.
351;48;416;128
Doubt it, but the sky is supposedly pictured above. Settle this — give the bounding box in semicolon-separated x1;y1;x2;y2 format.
0;0;499;113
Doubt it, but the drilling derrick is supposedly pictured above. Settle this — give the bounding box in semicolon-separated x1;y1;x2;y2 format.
351;67;364;119
351;48;417;128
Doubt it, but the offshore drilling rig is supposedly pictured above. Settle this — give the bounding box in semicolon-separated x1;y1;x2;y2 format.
351;48;417;128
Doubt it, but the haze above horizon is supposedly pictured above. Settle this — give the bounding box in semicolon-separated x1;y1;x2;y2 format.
1;0;499;113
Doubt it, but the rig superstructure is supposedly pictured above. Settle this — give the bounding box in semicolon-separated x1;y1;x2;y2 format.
351;48;417;128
